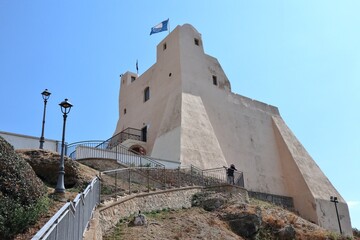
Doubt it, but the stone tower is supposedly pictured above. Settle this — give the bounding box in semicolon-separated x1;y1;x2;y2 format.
114;24;352;235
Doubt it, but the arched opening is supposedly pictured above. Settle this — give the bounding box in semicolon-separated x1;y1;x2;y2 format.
129;145;146;155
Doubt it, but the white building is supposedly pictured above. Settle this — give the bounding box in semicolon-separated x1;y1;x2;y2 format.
113;24;352;235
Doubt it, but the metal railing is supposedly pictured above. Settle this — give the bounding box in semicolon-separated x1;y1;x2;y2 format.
66;141;164;169
107;127;141;148
100;165;245;198
66;140;103;158
100;167;166;198
203;167;244;187
33;166;245;238
166;166;244;188
32;177;100;240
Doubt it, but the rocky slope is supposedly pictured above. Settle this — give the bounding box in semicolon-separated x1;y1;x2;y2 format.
104;197;356;240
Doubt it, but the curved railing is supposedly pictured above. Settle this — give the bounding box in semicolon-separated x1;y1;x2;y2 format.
65;140;164;169
66;140;104;158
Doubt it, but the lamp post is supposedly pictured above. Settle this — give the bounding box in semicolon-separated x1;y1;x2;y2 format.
330;196;342;235
39;89;51;149
55;98;73;194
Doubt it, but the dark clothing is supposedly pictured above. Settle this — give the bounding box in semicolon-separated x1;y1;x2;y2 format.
226;165;237;185
227;166;237;177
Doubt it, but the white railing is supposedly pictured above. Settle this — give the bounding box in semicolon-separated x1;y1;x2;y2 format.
32;177;100;240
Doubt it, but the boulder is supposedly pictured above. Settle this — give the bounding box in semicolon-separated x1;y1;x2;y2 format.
0;137;46;205
16;149;83;188
191;191;227;211
129;211;147;226
133;214;147;226
278;224;296;240
221;206;262;239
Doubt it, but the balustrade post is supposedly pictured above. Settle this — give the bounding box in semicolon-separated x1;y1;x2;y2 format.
147;169;150;192
128;169;131;194
163;167;166;190
202;171;204;186
178;167;181;187
190;165;193;185
114;171;117;196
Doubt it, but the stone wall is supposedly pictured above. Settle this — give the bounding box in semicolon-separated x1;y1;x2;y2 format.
248;191;294;210
98;186;203;234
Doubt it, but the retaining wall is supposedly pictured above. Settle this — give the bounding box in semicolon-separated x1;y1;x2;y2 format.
98;186;203;235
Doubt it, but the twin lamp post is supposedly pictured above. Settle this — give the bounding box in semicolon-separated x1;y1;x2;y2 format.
39;89;73;194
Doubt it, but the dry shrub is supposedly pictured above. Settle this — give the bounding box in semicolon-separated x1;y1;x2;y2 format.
287;213;298;224
208;217;217;227
264;215;285;229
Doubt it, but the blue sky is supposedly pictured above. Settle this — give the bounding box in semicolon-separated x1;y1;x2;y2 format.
0;0;359;229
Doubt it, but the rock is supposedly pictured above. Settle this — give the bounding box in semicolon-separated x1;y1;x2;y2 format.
191;191;227;211
278;224;296;240
0;137;46;205
203;197;226;211
222;208;262;239
134;214;147;226
16;149;85;188
129;212;147;226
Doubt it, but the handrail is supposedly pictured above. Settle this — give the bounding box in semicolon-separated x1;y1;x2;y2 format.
104;127;142;149
100;164;244;199
32;203;71;239
66;140;105;148
66;140;165;169
102;166;163;175
32;177;100;240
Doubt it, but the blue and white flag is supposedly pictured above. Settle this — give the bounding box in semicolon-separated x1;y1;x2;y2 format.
150;19;169;35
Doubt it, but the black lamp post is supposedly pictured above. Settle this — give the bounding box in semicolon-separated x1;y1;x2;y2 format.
55;98;73;194
330;196;342;235
39;89;51;149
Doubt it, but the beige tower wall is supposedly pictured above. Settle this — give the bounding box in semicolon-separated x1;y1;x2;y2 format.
114;24;352;235
177;24;288;196
114;27;183;161
181;93;227;169
272;115;352;234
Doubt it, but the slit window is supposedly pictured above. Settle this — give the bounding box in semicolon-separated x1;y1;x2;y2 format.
124;108;127;115
194;38;200;46
141;126;147;142
144;87;150;102
212;75;218;86
163;43;167;50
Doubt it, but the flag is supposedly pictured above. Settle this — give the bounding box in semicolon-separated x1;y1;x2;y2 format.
150;19;169;35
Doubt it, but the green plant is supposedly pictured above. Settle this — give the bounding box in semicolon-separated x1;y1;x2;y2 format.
0;196;50;239
101;185;113;195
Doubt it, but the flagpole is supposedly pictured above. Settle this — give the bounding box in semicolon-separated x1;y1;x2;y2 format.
136;59;139;75
168;18;170;34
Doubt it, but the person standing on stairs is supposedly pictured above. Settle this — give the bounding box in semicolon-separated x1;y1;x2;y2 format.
226;164;237;185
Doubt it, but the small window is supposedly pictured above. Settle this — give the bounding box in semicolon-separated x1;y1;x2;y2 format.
141;126;147;142
163;43;167;50
212;75;218;86
124;108;127;115
194;38;199;46
131;76;136;82
144;87;150;102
